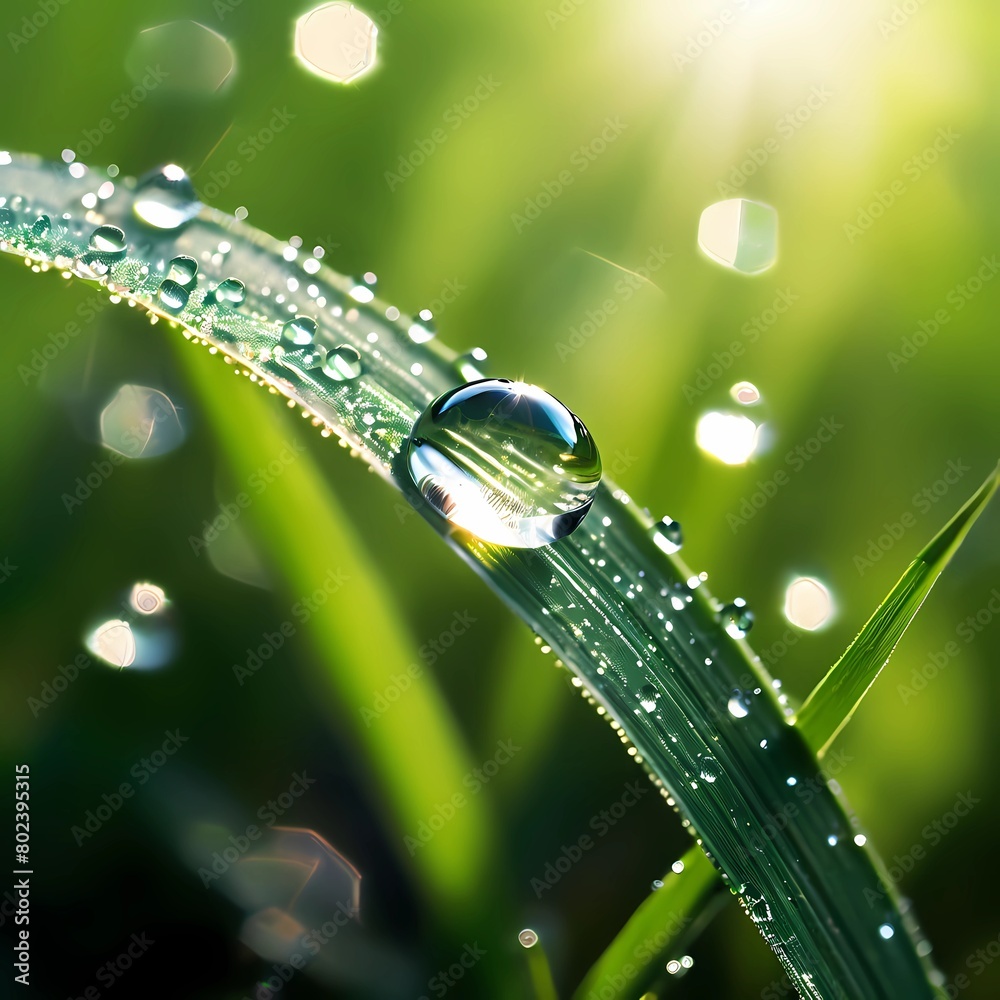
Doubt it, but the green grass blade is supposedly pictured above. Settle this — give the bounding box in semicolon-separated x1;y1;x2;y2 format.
572;845;723;1000
0;154;949;999
795;464;999;755
178;339;502;930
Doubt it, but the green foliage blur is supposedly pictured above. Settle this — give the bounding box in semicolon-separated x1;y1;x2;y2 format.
1;1;998;997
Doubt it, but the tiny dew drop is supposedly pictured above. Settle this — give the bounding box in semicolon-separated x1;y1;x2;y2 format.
282;343;327;370
727;689;750;719
88;224;127;255
652;516;683;554
212;277;246;306
406;378;601;549
639;683;659;713
323;345;362;382
30;214;51;238
651;879;664;890
133;164;201;230
168;255;198;286
408;308;436;343
157;278;189;312
720;598;754;639
281;315;318;346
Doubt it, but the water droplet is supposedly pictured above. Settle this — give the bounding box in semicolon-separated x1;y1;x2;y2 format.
651;516;683;554
727;690;750;719
699;768;717;783
651;879;664;890
698;198;778;274
879;924;894;940
784;576;834;631
323;345;362;382
827;835;838;847
126;21;235;94
130;582;167;615
518;928;538;949
157;278;190;312
408;308;436;343
666;960;681;975
213;277;246;306
854;834;867;847
456;346;488;381
731;380;761;405
30;214;51;238
720;598;754;639
695;411;759;465
639;684;659;713
88;224;127;256
86;619;136;668
406;378;602;549
282;343;328;370
168;254;199;286
133;164;201;230
671;859;685;874
281;315;318;347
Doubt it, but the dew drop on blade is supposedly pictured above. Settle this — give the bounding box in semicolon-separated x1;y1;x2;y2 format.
651;516;683;554
720;598;754;639
406;378;601;549
133;164;201;230
323;345;362;382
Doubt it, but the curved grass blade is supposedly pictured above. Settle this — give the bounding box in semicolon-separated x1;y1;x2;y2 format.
573;845;723;1000
795;464;999;755
0;153;947;999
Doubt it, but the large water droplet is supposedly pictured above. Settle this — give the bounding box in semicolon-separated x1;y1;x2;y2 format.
323;345;362;382
167;254;199;286
30;214;51;238
281;315;317;347
157;278;189;312
652;516;683;554
720;598;754;639
134;164;201;230
727;690;750;719
784;576;834;631
406;378;601;549
212;277;246;306
88;224;127;256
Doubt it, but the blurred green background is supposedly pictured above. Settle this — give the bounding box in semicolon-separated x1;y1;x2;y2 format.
1;1;999;997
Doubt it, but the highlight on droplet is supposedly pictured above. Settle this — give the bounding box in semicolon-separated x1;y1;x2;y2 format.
783;576;834;631
695;411;760;465
100;385;185;459
731;380;761;405
518;928;538;948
